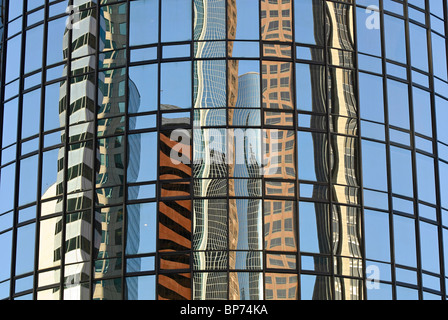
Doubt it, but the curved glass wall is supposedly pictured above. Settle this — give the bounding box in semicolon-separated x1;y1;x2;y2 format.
357;0;448;300
0;0;447;301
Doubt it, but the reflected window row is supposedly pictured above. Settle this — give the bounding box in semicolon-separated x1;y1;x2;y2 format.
0;257;367;300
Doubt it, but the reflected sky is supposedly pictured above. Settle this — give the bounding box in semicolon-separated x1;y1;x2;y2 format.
162;0;192;42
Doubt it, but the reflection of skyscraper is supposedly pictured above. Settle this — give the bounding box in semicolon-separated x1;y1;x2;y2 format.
39;3;141;300
192;0;237;300
260;0;297;301
47;3;99;299
4;0;447;302
229;72;262;300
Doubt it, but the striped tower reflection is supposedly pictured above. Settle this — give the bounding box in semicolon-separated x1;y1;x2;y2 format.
157;126;192;300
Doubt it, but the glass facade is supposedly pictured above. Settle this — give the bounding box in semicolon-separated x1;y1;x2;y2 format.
0;0;447;301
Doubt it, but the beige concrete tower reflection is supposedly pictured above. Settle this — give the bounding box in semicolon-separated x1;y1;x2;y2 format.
310;1;363;300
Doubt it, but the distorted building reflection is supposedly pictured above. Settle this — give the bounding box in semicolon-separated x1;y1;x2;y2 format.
193;0;231;300
308;1;362;300
260;0;298;301
27;0;359;301
38;3;142;300
229;71;262;300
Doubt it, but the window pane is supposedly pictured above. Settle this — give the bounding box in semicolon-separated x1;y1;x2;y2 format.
130;0;158;46
22;89;41;139
301;274;332;300
126;275;156;300
364;210;390;262
5;35;22;83
233;0;259;40
416;153;436;204
193;199;228;251
294;0;323;45
16;223;36;275
387;79;409;129
127;132;157;183
359;72;384;123
42;148;62;198
432;33;448;81
362;140;388;191
44;83;64;132
25;24;44;74
384;15;406;63
299;202;330;254
367;283;393;300
38;217;62;270
435;96;448;144
195;0;226;41
19;155;38;206
390;146;413;197
396;286;419;300
129;64;158;113
126;203;157;255
296;64;326;113
409;23;428;71
161;62;192;110
420;221;440;274
230;272;263;300
161;0;192;42
0;231;12;282
356;6;381;56
47;17;66;66
440;161;448;209
297;131;327;183
264;200;296;252
2;98;18;147
261;0;292;42
394;215;417;268
413;87;432;137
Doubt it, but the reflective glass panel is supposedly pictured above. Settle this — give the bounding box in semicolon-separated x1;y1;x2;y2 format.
126;203;157;255
0;231;12;282
299;202;330;254
130;0;158;46
126;275;156;300
16;223;36;275
161;0;192;42
161;62;192;110
361;140;388;191
127;132;157;183
294;0;323;45
384;14;407;64
394;215;417;268
364;210;390;262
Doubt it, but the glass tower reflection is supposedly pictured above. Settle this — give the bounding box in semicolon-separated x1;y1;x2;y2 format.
2;0;448;301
